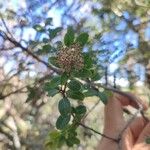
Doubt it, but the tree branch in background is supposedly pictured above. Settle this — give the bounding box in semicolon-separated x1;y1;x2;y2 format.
0;86;27;100
0;29;61;74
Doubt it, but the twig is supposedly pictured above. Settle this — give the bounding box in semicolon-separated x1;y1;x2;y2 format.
0;73;53;100
0;14;14;39
0;86;27;99
79;123;119;143
83;100;100;119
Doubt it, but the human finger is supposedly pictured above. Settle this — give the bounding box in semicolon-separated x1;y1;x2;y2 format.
135;122;150;144
121;117;147;150
104;93;147;138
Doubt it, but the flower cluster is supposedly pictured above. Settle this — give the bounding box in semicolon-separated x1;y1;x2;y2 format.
57;43;84;72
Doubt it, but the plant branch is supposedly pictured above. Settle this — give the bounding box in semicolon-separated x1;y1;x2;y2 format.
79;123;119;143
0;14;14;39
83;100;100;119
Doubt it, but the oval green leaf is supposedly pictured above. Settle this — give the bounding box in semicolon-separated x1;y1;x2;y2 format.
66;137;80;147
75;105;86;114
33;24;44;32
45;17;52;25
43;76;60;92
79;68;92;78
98;91;108;105
48;89;59;97
56;115;70;130
64;26;75;46
58;98;71;116
48;27;62;39
68;80;81;91
61;72;69;85
83;53;93;69
48;57;60;67
66;90;84;101
76;33;89;46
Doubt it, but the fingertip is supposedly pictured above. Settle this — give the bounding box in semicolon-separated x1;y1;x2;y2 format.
113;92;148;110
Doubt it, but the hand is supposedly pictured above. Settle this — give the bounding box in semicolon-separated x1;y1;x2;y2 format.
97;93;150;150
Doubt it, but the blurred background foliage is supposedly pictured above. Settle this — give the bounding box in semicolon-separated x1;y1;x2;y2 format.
0;0;150;149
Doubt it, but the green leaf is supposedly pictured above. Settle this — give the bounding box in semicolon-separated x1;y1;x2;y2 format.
68;80;81;91
48;89;59;97
91;70;102;81
146;137;150;144
36;44;53;55
33;24;44;32
75;105;86;114
45;17;53;25
83;53;93;69
56;41;63;49
61;72;69;85
68;128;77;137
83;88;98;97
48;27;62;39
98;92;107;104
78;69;92;78
26;87;37;102
45;130;65;149
71;107;76;114
66;139;74;147
98;91;112;105
66;90;84;101
72;137;80;145
76;33;89;46
43;82;51;91
48;57;59;67
49;130;60;139
66;137;80;147
56;115;71;130
36;49;46;55
43;38;49;43
44;76;61;91
64;26;75;46
29;40;39;46
44;81;59;97
42;44;52;51
50;76;61;87
58;98;71;116
72;68;92;78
